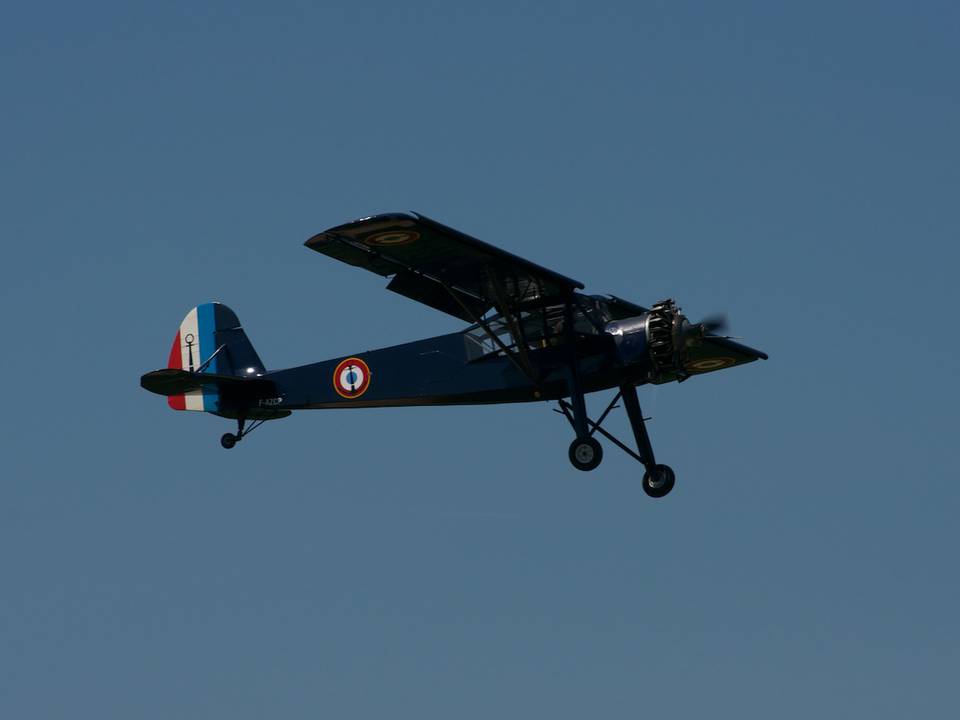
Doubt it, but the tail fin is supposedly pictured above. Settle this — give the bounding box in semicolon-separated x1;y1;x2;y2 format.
165;303;265;412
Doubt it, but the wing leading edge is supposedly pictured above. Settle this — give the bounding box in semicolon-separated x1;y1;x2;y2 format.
305;212;584;322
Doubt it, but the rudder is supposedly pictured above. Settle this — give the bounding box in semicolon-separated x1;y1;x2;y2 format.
166;303;265;412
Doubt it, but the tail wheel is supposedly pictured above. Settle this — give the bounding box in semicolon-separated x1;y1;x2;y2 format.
220;433;237;449
642;464;675;498
569;437;603;471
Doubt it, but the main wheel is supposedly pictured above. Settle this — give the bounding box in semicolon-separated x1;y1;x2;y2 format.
569;436;603;471
642;464;675;498
220;433;237;449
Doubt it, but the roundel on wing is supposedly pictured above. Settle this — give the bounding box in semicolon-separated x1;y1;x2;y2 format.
685;356;737;373
333;357;372;398
364;230;419;246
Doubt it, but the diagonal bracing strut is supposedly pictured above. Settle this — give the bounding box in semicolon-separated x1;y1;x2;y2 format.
554;385;656;467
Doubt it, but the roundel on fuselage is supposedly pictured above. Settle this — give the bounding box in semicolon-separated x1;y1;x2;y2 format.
333;357;371;398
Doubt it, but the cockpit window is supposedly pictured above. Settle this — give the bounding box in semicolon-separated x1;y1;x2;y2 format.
463;295;611;360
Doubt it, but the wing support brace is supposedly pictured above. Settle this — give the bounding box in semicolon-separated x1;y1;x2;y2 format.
440;282;541;388
329;234;594;389
487;270;536;380
322;233;541;387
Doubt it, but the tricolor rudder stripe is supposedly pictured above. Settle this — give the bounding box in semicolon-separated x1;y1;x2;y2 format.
166;303;221;412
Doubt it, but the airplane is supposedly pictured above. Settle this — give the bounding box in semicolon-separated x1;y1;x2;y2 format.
141;212;768;498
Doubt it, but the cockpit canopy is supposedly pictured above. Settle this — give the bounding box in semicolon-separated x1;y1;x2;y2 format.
463;294;637;359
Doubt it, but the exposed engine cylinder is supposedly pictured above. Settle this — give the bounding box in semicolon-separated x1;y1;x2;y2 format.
605;299;690;378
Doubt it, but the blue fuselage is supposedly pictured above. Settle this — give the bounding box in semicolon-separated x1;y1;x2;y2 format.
264;331;630;410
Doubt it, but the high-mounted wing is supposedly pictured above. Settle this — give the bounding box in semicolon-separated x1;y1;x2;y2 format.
305;212;584;322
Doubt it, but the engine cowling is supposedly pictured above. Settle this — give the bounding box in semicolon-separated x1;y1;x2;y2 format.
605;299;692;379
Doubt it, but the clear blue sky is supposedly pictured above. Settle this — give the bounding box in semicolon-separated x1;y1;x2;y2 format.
2;1;957;717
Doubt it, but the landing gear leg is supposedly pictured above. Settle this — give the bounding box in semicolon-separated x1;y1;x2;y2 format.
220;416;246;450
620;383;675;498
555;385;676;497
565;357;603;471
219;415;270;449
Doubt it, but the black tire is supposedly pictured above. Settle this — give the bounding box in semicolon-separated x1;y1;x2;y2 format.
569;436;603;471
642;464;675;498
220;433;237;449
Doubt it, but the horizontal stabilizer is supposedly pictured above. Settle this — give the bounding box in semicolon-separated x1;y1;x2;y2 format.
140;368;275;397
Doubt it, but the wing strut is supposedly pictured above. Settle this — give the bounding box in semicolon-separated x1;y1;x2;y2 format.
487;269;537;381
440;282;541;388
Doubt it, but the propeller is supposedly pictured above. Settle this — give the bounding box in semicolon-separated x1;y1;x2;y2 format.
681;313;732;345
680;314;727;342
640;299;740;372
699;313;728;336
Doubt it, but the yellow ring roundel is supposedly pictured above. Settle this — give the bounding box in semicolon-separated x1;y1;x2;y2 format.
364;230;419;246
686;356;737;373
333;357;371;398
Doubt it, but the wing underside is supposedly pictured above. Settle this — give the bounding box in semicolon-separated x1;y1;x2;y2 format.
305;212;583;321
683;336;768;376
